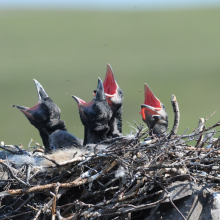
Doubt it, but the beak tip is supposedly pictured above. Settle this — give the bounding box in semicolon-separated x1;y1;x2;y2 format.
107;63;112;70
33;79;49;99
33;79;38;84
106;63;114;76
143;83;162;109
72;95;80;104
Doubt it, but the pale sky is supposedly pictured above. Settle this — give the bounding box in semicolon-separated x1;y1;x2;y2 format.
0;0;220;10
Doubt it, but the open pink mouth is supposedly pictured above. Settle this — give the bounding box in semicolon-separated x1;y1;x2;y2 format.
143;83;161;110
72;96;95;108
13;103;42;121
73;96;87;105
103;64;117;97
139;83;163;119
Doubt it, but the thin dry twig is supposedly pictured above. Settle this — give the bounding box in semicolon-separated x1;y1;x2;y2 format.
168;94;180;138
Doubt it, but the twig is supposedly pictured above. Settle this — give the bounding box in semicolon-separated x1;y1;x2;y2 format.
51;182;60;220
26;163;31;185
0;159;31;187
14;145;31;156
168;94;180;138
205;109;218;122
15;193;34;212
153;179;186;220
0;211;34;220
41;156;86;168
32;208;42;220
0;145;18;155
41;155;60;167
0;160;118;196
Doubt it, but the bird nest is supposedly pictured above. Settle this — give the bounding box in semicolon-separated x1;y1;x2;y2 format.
0;96;220;220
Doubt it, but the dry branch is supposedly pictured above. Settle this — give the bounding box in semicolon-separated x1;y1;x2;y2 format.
0;160;117;196
168;94;180;138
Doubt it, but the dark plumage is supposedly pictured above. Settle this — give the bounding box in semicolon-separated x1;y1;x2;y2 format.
140;83;168;136
94;64;123;138
13;79;82;153
73;78;112;145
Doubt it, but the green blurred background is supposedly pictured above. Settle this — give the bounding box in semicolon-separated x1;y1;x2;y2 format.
0;8;220;147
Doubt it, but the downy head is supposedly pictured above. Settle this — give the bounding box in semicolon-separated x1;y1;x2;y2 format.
140;83;168;135
93;64;123;135
102;64;123;111
12;79;66;148
73;78;112;145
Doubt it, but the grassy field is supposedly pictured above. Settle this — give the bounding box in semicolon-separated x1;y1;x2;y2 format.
0;8;220;147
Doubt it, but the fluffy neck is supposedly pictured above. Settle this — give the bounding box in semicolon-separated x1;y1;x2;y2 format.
46;119;67;134
107;107;123;138
115;107;122;133
152;120;168;136
83;128;108;145
39;119;67;153
39;129;51;153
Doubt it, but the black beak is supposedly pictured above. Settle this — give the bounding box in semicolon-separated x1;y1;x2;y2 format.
33;79;49;102
95;77;106;101
12;79;50;122
12;105;29;111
